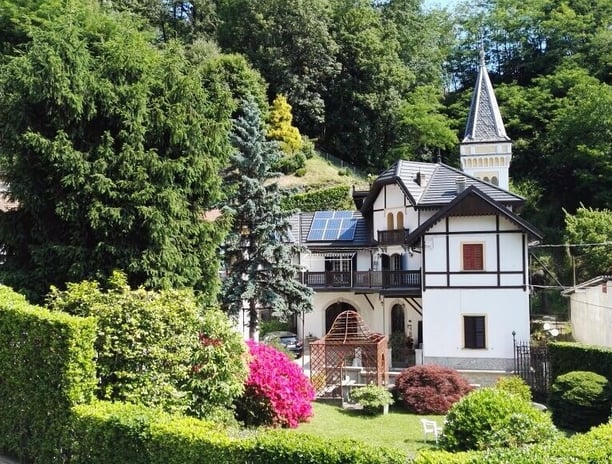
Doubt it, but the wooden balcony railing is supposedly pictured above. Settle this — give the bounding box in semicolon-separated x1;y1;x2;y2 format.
377;229;410;245
300;270;421;290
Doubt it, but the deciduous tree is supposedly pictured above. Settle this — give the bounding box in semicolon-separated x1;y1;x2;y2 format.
564;207;612;281
215;0;340;134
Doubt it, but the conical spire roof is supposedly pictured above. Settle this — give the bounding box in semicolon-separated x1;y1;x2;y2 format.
462;49;510;143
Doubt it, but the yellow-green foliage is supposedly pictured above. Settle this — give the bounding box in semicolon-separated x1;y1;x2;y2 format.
70;401;407;464
414;423;612;464
0;285;97;463
47;271;248;416
267;94;303;154
494;375;532;402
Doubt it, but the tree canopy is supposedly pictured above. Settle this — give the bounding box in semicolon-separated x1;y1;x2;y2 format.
0;0;610;301
0;0;232;301
564;207;612;281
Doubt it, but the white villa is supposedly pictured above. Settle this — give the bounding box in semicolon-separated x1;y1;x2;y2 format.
290;52;542;376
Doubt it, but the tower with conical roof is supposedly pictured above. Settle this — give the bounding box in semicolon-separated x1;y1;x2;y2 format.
460;49;512;190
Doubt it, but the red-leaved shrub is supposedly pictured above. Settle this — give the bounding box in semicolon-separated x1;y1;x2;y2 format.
394;365;473;414
235;340;315;428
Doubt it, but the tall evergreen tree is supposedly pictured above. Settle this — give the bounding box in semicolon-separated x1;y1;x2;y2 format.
220;98;313;339
0;1;232;302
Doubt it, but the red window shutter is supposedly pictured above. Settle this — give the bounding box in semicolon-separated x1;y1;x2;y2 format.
463;244;483;271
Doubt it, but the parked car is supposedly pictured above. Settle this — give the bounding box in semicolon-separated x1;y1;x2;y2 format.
262;331;304;358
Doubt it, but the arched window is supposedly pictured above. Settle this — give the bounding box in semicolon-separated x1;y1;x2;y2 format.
325;302;356;334
492;176;499;186
483;176;490;183
387;212;394;230
396;212;404;230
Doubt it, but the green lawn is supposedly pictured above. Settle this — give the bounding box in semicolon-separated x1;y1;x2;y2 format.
293;400;444;457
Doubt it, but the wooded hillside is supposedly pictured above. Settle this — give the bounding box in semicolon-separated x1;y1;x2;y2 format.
0;0;609;302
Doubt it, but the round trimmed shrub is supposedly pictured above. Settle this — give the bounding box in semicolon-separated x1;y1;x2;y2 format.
440;388;558;452
548;370;612;432
494;375;532;402
350;384;394;415
394;365;473;414
235;340;315;428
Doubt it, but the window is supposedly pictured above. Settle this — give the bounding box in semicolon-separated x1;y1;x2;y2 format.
396;212;404;230
325;257;351;272
464;316;486;349
390;254;402;271
462;243;484;271
387;212;394;230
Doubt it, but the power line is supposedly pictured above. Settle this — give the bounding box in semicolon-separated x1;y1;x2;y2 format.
530;242;612;248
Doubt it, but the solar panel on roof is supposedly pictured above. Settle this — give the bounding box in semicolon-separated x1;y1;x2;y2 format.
307;211;358;241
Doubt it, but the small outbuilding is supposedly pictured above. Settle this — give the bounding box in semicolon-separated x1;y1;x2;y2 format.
309;310;388;398
562;275;612;348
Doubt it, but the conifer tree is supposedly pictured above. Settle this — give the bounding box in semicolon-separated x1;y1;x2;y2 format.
221;98;313;340
0;1;231;302
267;94;303;154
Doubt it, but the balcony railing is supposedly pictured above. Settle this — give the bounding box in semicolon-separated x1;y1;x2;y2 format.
377;229;410;245
300;270;421;290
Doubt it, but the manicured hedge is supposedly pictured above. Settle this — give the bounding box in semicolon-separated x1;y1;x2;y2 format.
548;370;612;432
549;341;612;382
70;401;407;464
70;401;243;464
413;422;612;464
0;285;96;463
282;185;353;212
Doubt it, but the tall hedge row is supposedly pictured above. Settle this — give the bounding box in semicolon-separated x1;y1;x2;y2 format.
70;401;407;464
549;342;612;382
0;285;96;463
282;185;354;212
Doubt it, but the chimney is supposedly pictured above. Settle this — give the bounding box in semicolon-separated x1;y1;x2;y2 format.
415;171;425;186
455;176;466;194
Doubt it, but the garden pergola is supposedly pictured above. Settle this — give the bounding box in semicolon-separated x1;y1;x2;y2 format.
309;310;388;398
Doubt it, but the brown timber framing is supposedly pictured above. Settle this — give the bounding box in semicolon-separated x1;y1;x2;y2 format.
421;214;528;291
446;217;450;287
496;216;501;287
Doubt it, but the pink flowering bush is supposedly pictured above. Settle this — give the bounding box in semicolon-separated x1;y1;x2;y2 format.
235;340;315;428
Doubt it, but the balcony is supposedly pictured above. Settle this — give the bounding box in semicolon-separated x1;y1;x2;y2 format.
377;229;410;245
300;270;421;290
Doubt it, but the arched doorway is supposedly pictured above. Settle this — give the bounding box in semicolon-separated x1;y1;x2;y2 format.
390;303;414;367
325;302;356;334
391;304;405;334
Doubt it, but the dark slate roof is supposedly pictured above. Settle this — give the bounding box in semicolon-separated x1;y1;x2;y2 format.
361;160;524;211
419;163;523;207
405;186;542;246
462;50;510;144
288;211;374;248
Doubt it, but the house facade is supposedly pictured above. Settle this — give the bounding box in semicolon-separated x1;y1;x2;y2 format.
291;52;541;373
563;276;612;348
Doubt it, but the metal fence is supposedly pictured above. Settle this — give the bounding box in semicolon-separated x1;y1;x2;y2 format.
513;339;551;402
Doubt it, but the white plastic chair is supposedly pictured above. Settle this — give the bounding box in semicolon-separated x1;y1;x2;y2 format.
420;419;441;444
